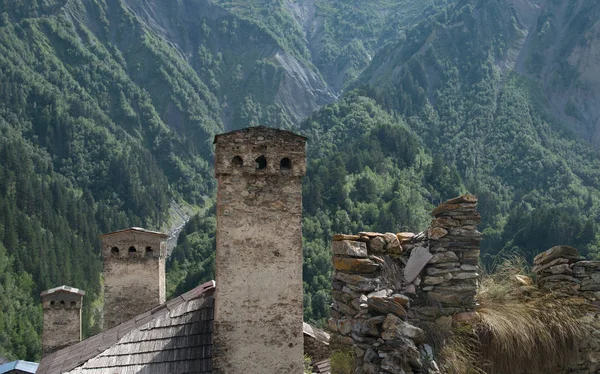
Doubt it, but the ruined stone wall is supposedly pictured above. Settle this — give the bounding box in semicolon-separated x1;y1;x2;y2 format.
329;195;600;374
533;246;600;373
213;127;306;374
329;195;481;374
101;230;167;329
41;291;83;356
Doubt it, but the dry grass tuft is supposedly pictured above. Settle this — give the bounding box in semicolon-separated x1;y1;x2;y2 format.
438;257;593;374
438;325;485;374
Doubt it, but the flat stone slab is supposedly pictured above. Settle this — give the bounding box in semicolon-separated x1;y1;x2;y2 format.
333;256;379;273
333;234;361;241
534;245;581;266
443;194;478;205
358;232;384;238
404;246;433;283
332;240;368;258
397;232;415;243
430;251;458;264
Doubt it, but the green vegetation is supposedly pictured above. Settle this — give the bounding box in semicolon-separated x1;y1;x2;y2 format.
330;348;354;374
304;354;314;374
167;208;216;299
312;0;447;89
0;0;226;359
3;0;600;362
358;0;600;262
169;94;465;326
167;0;600;329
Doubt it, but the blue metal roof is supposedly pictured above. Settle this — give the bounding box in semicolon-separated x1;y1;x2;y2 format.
0;360;39;373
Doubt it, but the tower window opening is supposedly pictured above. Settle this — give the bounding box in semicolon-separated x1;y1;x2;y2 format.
60;301;65;306
70;301;76;308
50;301;55;306
255;155;267;170
280;158;292;171
111;247;119;254
128;246;137;253
231;156;243;167
146;246;153;255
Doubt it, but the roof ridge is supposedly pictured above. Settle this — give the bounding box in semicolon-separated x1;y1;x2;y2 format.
213;126;307;143
98;227;169;238
40;285;85;297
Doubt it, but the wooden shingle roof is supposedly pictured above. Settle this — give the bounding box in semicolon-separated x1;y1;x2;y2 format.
37;281;215;374
312;359;331;374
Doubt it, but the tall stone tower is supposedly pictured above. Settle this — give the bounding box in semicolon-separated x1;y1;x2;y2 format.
99;227;169;329
40;286;85;356
213;126;306;373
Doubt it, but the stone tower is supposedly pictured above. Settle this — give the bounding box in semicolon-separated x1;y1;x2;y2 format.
213;126;306;374
41;285;85;356
99;227;169;329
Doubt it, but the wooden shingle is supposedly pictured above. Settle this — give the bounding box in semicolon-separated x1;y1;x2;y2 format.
37;282;215;374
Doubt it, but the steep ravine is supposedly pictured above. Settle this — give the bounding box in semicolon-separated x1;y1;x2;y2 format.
121;0;336;128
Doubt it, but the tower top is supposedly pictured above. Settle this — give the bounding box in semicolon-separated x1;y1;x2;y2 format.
41;285;85;297
98;227;169;239
214;126;306;177
213;125;307;143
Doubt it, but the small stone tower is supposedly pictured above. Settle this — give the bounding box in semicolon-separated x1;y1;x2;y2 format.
99;227;169;329
213;126;306;374
41;285;85;356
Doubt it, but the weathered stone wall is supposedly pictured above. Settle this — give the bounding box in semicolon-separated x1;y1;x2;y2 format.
329;194;481;374
41;290;83;356
101;229;168;329
415;195;481;319
213;127;306;374
533;246;600;373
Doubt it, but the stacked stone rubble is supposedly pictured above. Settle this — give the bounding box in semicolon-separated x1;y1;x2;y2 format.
329;194;482;374
329;235;429;374
533;245;583;293
418;194;482;316
533;245;600;302
533;246;600;373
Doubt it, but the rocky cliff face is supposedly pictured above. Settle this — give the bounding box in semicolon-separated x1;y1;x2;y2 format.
359;0;600;148
62;0;336;130
509;0;600;146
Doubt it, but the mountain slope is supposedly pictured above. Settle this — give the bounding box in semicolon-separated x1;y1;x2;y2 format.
360;0;600;147
0;0;339;360
3;0;600;361
216;0;451;92
169;0;600;329
355;0;600;259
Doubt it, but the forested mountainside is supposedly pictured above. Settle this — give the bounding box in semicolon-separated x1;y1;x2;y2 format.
169;0;600;328
2;0;600;360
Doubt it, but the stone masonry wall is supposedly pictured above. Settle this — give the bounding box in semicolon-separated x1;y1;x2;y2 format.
533;246;600;373
213;127;306;374
101;230;168;329
329;195;481;374
41;291;83;356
